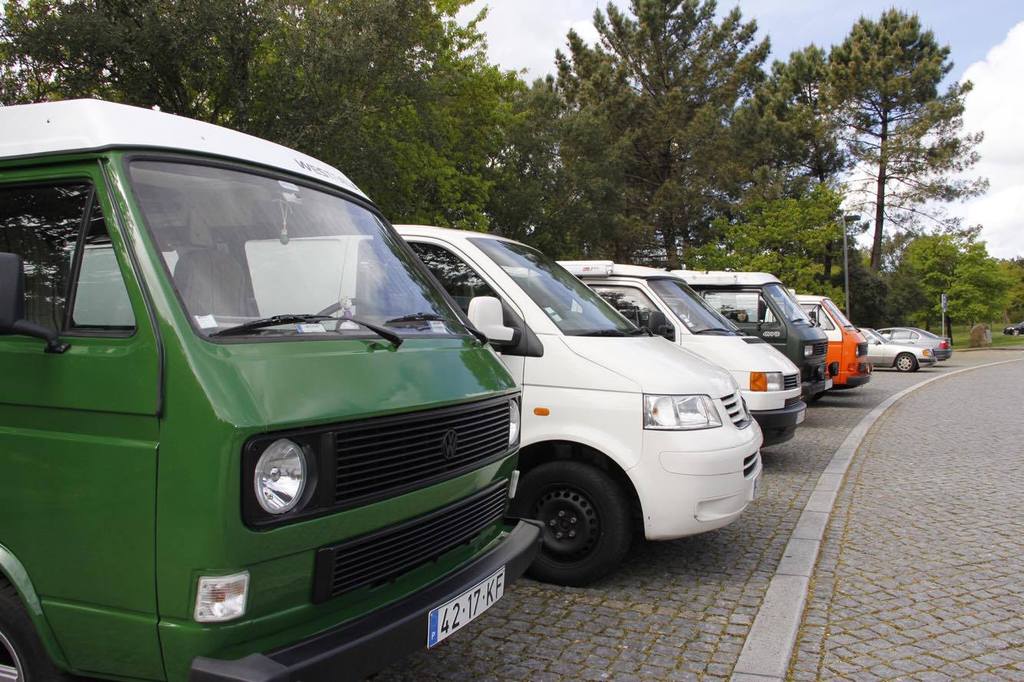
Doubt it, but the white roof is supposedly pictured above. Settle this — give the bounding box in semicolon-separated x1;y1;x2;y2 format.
673;270;782;287
395;224;513;242
795;294;828;304
0;99;365;197
559;260;675;279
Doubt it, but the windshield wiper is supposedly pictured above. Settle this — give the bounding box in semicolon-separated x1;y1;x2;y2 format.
209;314;334;337
384;312;446;325
576;329;630;337
209;314;403;348
694;327;735;335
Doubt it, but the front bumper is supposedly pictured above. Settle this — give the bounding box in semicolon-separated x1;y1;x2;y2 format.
802;376;830;398
189;519;542;682
752;400;807;446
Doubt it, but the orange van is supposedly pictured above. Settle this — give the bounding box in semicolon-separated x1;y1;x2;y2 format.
796;295;871;390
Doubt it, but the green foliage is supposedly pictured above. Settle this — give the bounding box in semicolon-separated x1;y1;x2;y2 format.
998;259;1024;322
830;9;987;270
554;0;769;267
688;183;845;300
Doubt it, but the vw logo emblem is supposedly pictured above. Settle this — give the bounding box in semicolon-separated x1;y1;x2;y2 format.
441;429;459;460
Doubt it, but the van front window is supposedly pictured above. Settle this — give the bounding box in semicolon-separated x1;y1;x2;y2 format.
647;278;738;334
763;283;811;324
129;162;463;339
469;239;639;336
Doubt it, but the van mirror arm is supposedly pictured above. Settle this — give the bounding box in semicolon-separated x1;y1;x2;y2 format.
10;319;70;354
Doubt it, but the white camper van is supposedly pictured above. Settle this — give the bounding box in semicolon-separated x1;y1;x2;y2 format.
398;226;762;586
560;262;806;446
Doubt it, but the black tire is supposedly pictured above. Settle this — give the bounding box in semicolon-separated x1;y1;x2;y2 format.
808;392;824;402
895;352;918;373
0;582;75;682
511;460;633;586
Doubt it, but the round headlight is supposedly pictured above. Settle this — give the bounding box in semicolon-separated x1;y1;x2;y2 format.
509;401;521;446
254;439;307;515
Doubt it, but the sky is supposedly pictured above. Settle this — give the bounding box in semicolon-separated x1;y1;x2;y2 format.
457;1;1024;259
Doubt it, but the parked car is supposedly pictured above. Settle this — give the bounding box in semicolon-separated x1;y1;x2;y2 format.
560;261;806;447
876;327;953;361
859;328;936;372
0;100;541;682
399;226;762;587
1004;321;1024;336
796;295;872;390
679;271;831;400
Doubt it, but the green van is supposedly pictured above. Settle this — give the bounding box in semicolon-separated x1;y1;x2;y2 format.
0;100;539;682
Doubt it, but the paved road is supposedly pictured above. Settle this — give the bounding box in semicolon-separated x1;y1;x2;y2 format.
791;355;1024;681
379;352;1018;680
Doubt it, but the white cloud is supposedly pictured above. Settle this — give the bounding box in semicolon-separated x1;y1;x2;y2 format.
949;22;1024;259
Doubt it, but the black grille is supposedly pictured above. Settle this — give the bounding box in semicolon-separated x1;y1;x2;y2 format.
312;482;509;603
783;374;799;390
742;337;766;344
334;396;512;506
812;341;827;356
721;392;751;429
743;451;759;478
784;396;803;408
856;342;868;357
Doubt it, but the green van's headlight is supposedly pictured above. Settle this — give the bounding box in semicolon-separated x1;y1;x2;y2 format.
509;400;521;447
254;439;308;515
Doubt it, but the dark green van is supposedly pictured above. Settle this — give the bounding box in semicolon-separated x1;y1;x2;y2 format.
0;100;539;682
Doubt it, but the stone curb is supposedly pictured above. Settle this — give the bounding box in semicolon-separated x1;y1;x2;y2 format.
730;357;1024;682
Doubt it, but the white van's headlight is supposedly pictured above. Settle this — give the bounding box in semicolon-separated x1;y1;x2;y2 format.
509;400;521;446
643;395;722;430
254;439;307;514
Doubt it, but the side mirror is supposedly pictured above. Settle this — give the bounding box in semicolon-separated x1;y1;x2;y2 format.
644;310;674;341
468;296;517;344
0;253;69;354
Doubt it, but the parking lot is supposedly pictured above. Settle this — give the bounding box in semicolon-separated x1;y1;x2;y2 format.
380;350;1024;681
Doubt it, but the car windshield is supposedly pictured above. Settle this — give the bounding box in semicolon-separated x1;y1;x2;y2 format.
129;161;464;339
822;298;855;329
861;328;885;343
470;238;638;336
764;283;811;323
648;278;738;334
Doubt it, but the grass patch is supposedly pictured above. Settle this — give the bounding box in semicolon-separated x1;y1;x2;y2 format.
947;323;1024;348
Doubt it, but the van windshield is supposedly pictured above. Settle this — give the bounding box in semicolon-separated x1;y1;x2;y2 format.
128;161;463;339
822;298;855;329
470;238;639;336
764;283;811;324
648;278;739;334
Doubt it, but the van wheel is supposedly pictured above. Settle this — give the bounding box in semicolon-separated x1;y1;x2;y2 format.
895;353;918;373
513;461;632;587
0;583;73;682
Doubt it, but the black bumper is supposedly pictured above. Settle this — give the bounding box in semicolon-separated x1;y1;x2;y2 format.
832;372;871;389
753;400;807;446
189;519;543;682
801;377;829;399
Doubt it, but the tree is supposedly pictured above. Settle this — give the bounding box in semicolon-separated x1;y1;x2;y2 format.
830;9;987;271
555;0;769;268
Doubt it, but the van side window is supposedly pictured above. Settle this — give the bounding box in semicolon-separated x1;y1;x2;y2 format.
591;285;673;338
0;183;90;330
70;196;136;331
408;242;498;313
701;290;777;326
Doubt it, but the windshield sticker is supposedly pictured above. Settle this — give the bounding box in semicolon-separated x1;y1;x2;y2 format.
338;320;361;331
195;314;218;329
570;298;583;314
296;323;326;334
428;320;447;333
278;180;300;192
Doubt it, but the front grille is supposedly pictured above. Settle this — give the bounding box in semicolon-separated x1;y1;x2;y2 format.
742;337;766;344
784;396;803;408
856;342;868;357
312;482;509;603
783;374;799;390
812;341;827;356
743;451;759;478
334;397;512;506
721;392;751;429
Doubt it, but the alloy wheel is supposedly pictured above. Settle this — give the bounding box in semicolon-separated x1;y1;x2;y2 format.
0;630;23;682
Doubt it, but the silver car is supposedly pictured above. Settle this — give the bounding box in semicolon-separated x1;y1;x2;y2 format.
875;326;953;361
859;328;937;372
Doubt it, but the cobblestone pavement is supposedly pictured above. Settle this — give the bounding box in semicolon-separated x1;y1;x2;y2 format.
378;352;1018;681
791;355;1024;681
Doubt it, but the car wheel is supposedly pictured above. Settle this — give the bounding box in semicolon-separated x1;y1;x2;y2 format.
0;582;75;682
1014;329;1021;336
895;353;918;373
512;460;633;587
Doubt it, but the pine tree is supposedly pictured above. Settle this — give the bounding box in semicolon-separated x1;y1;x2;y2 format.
829;10;987;271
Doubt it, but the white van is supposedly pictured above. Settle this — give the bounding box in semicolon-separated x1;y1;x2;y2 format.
398;226;762;586
560;262;806;446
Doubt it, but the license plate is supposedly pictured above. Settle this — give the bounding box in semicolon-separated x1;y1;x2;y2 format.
795;408;806;424
427;567;505;647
